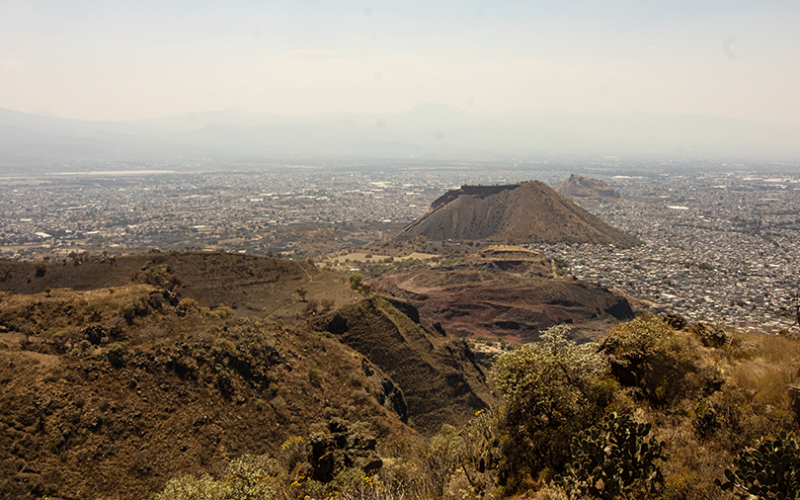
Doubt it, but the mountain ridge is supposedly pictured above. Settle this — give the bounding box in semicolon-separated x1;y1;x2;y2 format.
2;104;800;165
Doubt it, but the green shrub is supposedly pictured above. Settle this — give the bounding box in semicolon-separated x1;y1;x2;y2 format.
489;325;612;480
557;412;668;499
215;304;235;319
602;317;723;407
70;339;94;358
152;454;276;500
104;342;128;367
139;264;181;290
178;298;198;313
349;273;363;289
716;431;800;499
308;368;323;387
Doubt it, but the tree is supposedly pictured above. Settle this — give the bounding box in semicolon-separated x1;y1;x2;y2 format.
489;325;612;480
295;287;308;302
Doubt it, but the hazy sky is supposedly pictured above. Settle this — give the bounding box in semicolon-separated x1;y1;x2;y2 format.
1;0;798;122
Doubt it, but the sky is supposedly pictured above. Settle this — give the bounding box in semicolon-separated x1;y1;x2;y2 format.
0;0;798;123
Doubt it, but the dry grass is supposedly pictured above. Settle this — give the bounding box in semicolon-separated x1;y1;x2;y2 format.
722;333;800;409
0;284;153;310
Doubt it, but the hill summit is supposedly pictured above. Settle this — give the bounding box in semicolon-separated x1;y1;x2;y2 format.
397;181;639;247
555;173;620;200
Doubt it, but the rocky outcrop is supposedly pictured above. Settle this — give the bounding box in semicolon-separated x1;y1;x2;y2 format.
309;419;383;482
690;322;730;348
361;358;408;423
663;313;687;331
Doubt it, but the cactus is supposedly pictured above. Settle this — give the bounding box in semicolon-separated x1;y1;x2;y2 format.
716;431;800;499
557;412;668;500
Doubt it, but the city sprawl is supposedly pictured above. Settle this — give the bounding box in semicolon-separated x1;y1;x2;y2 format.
1;161;798;334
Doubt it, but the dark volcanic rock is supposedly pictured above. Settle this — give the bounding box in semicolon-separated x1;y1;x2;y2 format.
664;312;688;331
309;419;383;483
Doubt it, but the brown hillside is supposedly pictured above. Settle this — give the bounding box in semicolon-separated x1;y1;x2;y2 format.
0;252;331;317
0;252;495;497
396;181;639;247
376;246;635;343
313;296;497;434
554;173;620;200
0;285;411;500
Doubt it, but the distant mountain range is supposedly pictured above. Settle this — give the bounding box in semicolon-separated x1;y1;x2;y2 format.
1;103;799;168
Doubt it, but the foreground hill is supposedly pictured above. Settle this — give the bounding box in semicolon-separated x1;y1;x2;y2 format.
0;252;493;499
554;173;620;201
376;245;635;343
313;296;496;432
397;181;640;247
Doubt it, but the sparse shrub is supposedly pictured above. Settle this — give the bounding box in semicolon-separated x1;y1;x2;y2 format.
224;454;278;500
144;326;163;349
308;367;323;387
603;316;671;356
313;330;339;342
690;322;730;348
82;324;108;346
454;409;501;498
279;436;309;474
716;431;800;499
349;273;363;290
295;287;308;302
321;298;335;312
104;342;128;367
304;299;319;315
120;303;136;325
70;339;94;358
139;263;181;290
152;454;277;500
178;298;198;313
557;412;668;500
664;312;687;330
215;304;234;319
215;364;234;395
212;338;237;357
